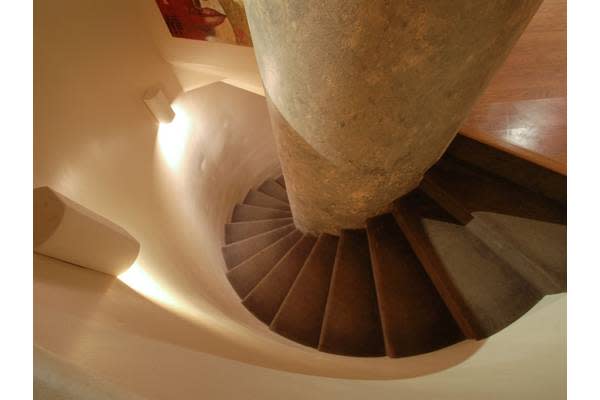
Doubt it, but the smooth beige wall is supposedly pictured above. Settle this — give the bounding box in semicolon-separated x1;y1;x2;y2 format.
34;346;148;400
34;0;181;227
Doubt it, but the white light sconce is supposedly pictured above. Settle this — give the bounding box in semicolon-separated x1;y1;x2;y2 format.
144;87;175;124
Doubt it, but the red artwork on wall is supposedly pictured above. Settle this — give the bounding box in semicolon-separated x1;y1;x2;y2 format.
154;0;251;46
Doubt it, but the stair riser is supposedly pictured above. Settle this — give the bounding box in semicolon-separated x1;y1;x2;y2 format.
243;235;317;325
232;204;292;222
227;230;303;298
225;218;293;244
222;224;295;269
244;190;291;211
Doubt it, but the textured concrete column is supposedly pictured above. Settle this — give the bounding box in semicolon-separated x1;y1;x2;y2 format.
245;0;543;234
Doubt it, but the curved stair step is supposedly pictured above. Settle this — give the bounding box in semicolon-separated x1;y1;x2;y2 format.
421;166;566;294
422;156;565;225
258;179;289;203
231;204;292;222
447;134;566;205
420;218;543;337
222;224;295;270
225;218;293;244
468;212;566;293
244;190;290;211
394;195;542;338
227;229;302;298
319;229;385;357
366;214;464;357
393;193;482;339
243;234;317;324
270;234;338;348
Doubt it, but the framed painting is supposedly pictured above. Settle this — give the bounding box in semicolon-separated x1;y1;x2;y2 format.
154;0;252;46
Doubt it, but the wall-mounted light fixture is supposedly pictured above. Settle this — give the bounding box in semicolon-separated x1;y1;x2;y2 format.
144;87;175;124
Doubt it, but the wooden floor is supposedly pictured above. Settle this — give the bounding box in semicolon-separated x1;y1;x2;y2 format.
461;0;566;175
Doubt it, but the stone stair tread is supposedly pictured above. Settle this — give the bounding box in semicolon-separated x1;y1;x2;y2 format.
468;211;567;293
318;229;385;357
393;193;484;339
258;179;289;203
231;204;292;222
366;214;463;357
243;234;317;324
423;156;565;225
222;224;295;270
244;190;290;211
420;217;542;337
227;229;303;298
270;233;338;348
421;163;567;294
225;218;294;244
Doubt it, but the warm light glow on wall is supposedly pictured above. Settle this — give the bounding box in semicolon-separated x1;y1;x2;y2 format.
118;261;177;308
118;260;229;331
157;104;191;169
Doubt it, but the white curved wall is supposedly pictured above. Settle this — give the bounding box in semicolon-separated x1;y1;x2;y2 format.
34;252;566;398
34;0;566;398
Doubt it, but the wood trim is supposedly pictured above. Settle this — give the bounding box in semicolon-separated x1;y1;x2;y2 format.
458;130;566;176
392;198;484;340
420;175;473;225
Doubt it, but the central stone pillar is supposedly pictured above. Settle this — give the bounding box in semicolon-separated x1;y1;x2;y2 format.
245;0;542;235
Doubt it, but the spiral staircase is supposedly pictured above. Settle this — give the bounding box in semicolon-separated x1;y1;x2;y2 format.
222;135;566;358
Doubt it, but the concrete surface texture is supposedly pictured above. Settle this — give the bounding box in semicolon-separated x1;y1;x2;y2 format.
246;0;543;234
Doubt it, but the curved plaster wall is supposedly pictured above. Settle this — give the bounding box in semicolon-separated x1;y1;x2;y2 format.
34;1;566;398
34;79;567;394
34;186;140;276
35;76;484;378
